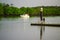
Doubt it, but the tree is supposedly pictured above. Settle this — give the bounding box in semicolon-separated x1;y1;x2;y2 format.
0;3;4;16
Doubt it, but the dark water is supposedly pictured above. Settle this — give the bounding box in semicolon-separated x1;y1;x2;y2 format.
0;17;60;40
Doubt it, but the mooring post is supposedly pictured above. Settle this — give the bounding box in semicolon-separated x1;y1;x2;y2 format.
40;7;43;21
40;7;45;40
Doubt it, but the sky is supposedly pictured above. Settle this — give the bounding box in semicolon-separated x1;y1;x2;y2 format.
0;0;60;8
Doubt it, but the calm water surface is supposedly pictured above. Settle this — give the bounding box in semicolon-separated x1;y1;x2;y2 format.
0;17;60;40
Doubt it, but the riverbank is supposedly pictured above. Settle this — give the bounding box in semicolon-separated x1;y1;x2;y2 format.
0;15;60;18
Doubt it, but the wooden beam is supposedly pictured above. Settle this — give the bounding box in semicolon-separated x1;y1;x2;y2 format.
31;23;60;27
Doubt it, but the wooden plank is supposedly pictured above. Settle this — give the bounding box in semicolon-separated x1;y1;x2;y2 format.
31;23;60;27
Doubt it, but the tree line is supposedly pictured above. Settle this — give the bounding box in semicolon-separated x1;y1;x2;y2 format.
0;3;60;17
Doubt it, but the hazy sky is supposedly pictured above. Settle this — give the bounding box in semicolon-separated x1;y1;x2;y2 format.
0;0;60;7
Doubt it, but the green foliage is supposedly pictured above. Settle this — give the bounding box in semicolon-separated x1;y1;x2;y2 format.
0;3;4;15
43;7;60;16
0;3;60;17
20;7;27;15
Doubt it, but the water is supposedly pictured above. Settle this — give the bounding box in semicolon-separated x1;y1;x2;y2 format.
0;17;60;40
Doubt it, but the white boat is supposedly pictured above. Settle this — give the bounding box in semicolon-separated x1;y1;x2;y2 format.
20;14;30;19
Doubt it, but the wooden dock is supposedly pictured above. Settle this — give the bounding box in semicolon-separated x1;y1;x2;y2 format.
31;23;60;27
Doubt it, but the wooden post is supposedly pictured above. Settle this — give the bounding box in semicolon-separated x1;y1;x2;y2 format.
40;7;43;21
40;7;44;40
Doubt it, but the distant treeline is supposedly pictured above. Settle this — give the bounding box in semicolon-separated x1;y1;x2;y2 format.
0;3;60;17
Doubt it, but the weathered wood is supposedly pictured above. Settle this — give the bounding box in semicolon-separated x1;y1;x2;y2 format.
31;23;60;27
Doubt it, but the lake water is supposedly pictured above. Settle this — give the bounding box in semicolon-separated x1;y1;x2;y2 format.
0;16;60;40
